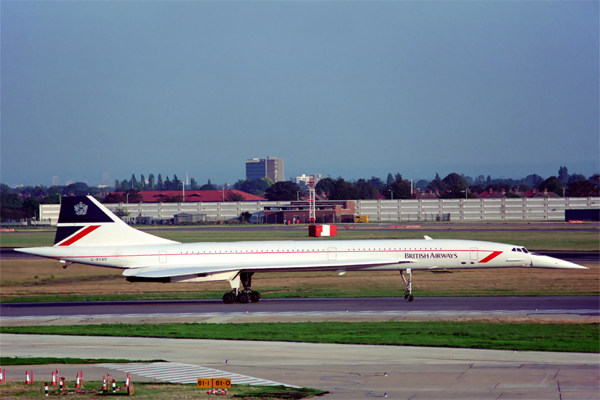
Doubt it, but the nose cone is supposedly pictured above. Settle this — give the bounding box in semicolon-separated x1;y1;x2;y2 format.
530;254;588;269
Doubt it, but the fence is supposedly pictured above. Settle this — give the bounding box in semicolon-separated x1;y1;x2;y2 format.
38;197;599;225
39;201;288;225
355;197;600;222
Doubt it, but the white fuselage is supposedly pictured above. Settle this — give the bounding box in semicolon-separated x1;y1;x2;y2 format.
21;239;556;273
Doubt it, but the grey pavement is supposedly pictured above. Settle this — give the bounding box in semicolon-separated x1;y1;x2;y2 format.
2;334;599;399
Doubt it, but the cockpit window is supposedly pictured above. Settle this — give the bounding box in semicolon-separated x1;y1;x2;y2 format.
516;248;522;252
522;248;529;253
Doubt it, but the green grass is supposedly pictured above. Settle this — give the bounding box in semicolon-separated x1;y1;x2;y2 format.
0;230;55;247
2;223;599;250
3;321;598;353
0;292;229;303
4;288;595;305
0;357;165;365
234;386;327;399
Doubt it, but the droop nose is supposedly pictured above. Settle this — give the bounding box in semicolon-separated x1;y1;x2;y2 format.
530;254;588;270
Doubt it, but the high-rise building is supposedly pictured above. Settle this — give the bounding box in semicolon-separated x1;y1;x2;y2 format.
246;157;284;182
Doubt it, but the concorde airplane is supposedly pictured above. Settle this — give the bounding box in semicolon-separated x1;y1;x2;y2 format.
16;196;587;303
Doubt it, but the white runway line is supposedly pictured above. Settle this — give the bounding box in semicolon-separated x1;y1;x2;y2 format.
97;361;300;387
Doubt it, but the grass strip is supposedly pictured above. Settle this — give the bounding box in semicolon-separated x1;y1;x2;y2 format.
3;224;599;250
234;386;327;399
2;321;598;353
0;292;226;304
0;381;326;399
0;356;165;366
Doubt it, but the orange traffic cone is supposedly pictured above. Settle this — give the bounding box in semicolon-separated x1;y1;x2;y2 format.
25;370;31;385
75;372;80;388
51;371;56;386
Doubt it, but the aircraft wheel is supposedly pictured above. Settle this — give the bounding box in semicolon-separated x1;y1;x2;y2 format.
250;292;260;302
405;294;414;302
237;292;250;304
223;292;236;304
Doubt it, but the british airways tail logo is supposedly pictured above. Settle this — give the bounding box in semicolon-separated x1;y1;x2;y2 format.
59;197;113;224
74;202;88;216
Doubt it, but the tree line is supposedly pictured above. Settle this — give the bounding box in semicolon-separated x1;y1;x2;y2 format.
2;166;599;220
0;182;103;220
114;173;277;196
101;167;600;201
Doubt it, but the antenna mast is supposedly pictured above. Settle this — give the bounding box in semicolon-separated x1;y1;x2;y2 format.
308;175;316;225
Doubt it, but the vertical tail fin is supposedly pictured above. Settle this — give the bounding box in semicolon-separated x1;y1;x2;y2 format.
54;196;177;247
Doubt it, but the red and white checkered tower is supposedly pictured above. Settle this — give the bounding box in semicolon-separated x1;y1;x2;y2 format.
308;175;316;225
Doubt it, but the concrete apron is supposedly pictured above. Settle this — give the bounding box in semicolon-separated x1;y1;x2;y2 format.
2;334;598;399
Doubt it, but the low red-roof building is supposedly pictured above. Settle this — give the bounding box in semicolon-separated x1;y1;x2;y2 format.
530;188;561;198
263;201;355;224
477;188;507;199
107;190;265;203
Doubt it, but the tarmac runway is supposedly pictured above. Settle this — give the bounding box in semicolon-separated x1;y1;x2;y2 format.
2;297;599;326
2;334;599;399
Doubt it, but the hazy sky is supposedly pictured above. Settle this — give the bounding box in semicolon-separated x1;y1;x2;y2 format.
2;1;598;187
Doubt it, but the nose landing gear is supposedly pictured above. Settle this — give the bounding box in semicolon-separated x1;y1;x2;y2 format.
400;268;414;302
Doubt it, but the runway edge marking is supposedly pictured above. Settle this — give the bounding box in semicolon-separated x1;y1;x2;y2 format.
97;362;300;388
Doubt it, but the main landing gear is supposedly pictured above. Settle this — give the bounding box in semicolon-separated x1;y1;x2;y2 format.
222;272;261;304
400;268;414;302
